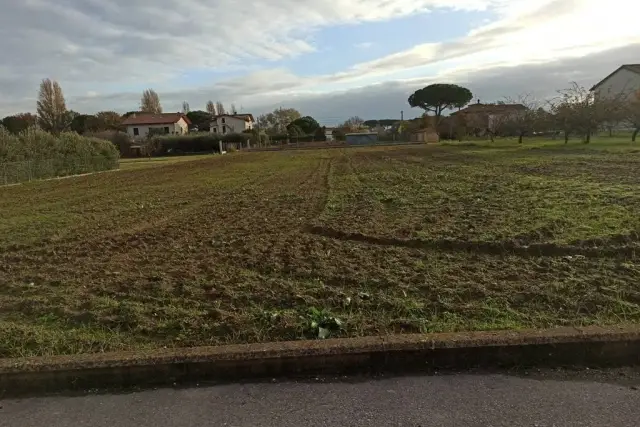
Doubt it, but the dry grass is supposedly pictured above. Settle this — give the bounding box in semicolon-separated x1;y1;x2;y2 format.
1;140;639;357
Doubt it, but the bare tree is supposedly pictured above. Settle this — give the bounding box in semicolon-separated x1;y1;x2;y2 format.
622;92;640;142
551;82;622;144
341;116;366;132
216;101;226;115
485;113;510;142
182;101;190;114
230;103;238;115
206;100;216;116
37;78;69;134
501;95;543;144
141;89;162;114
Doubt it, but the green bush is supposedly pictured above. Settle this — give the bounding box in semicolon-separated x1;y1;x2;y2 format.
87;131;133;157
0;127;119;184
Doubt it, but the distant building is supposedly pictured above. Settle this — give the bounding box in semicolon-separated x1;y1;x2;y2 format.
590;64;640;102
122;113;191;139
210;114;255;135
410;128;439;143
450;101;528;130
345;132;378;145
324;127;335;141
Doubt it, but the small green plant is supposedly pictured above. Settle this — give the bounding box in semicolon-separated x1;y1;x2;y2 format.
305;307;343;339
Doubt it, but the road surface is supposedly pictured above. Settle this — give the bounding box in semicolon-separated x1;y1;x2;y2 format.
2;369;639;427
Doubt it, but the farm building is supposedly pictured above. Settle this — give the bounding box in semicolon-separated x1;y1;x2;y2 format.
345;132;378;145
410;128;439;143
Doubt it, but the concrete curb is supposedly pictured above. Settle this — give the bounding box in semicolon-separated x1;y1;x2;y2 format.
1;325;639;397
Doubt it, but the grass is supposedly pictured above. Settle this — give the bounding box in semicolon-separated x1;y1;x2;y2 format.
1;138;640;357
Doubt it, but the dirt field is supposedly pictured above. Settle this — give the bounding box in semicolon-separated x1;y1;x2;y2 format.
1;141;640;357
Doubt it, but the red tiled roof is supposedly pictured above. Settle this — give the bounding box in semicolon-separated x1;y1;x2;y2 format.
212;113;255;122
451;103;527;115
590;64;640;91
122;113;191;126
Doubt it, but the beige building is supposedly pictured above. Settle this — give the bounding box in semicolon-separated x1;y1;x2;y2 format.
210;114;255;135
410;128;439;143
450;102;527;131
325;127;335;141
122;113;190;139
591;64;640;102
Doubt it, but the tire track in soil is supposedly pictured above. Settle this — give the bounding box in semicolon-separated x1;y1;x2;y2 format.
240;155;335;272
305;225;640;259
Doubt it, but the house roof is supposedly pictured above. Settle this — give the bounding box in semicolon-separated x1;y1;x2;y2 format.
410;127;438;134
450;103;527;115
590;64;640;91
212;113;255;122
122;113;191;126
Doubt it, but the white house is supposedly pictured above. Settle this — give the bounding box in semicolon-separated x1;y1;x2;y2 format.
324;127;335;141
591;64;640;102
210;114;255;135
122;113;191;138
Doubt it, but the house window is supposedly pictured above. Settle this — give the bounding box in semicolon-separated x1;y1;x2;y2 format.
223;125;227;134
133;127;139;136
164;127;170;134
212;127;217;133
222;118;226;124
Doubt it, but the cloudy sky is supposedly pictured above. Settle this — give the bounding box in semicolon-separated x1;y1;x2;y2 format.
1;0;639;124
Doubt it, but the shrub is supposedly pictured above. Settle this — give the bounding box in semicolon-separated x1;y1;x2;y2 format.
154;132;250;155
266;133;326;144
0;127;119;184
87;131;133;156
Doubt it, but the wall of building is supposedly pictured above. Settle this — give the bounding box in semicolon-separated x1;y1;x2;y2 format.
410;129;439;143
210;116;251;134
325;130;334;141
126;118;188;138
594;68;640;102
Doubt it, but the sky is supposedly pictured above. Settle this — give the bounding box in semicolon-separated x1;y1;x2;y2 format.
1;0;639;125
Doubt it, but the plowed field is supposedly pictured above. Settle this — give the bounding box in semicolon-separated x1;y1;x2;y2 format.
1;143;639;357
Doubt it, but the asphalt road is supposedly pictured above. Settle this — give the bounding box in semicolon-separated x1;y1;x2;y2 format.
2;369;639;427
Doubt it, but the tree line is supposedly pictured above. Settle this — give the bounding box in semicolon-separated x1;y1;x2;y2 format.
0;81;235;136
406;82;640;143
7;78;636;146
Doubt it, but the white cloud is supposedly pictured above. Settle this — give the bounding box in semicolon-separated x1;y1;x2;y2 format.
0;0;506;94
53;42;640;126
1;0;639;118
324;0;640;85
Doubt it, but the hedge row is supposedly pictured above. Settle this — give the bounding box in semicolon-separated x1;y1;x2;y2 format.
0;128;119;184
270;133;326;142
153;133;250;155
